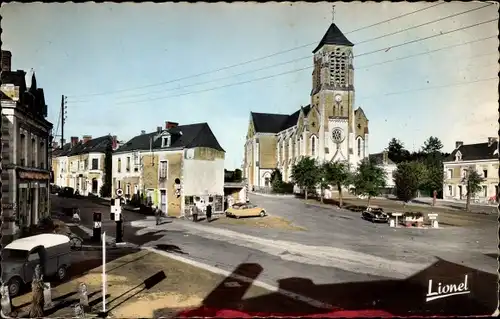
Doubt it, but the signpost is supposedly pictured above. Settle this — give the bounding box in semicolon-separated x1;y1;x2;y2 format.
391;212;403;228
102;232;106;314
428;213;439;228
92;212;102;242
112;189;123;244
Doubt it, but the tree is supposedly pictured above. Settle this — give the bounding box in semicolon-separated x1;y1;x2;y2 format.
291;157;319;200
317;163;330;204
323;160;352;207
463;169;485;212
422;136;443;154
352;159;387;207
101;141;113;198
387;138;410;163
233;169;243;182
270;168;283;193
393;161;427;203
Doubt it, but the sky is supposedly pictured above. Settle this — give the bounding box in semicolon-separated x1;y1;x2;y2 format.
1;2;498;169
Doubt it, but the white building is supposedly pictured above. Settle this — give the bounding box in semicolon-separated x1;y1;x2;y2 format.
369;150;397;194
443;138;499;202
1;56;53;241
112;122;225;217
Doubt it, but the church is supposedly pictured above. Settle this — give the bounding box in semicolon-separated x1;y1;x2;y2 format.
243;22;369;190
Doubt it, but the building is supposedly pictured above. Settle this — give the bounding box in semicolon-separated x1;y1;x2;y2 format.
112;121;225;217
443;138;499;202
1;50;53;241
369;150;397;194
243;23;369;190
51;135;117;196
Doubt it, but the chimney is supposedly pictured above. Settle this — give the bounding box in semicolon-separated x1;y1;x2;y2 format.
382;150;388;165
487;137;497;147
82;135;92;144
165;121;179;129
1;50;12;72
157;126;162;133
111;135;118;150
70;136;79;146
455;141;463;149
141;130;146;135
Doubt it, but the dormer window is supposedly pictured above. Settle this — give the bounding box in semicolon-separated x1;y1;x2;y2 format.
455;151;462;162
162;135;171;148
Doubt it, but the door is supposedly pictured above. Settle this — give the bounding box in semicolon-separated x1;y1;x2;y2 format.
458;185;463;200
160;190;167;215
92;178;98;194
30;188;37;226
24;250;40;281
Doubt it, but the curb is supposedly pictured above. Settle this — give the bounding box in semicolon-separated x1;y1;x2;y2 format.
249;192;295;198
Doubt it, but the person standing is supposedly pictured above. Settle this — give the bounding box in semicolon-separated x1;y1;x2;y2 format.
154;206;162;226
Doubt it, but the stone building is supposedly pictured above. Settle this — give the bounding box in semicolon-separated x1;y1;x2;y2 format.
243;23;369;189
51;135;118;196
443;138;499;202
1;50;53;241
112;121;225;217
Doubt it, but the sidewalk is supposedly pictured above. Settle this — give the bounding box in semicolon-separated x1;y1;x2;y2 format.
10;249;322;318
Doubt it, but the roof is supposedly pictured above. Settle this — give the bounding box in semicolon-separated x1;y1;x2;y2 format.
1;70;27;89
116;122;225;153
5;234;69;251
67;135;113;156
312;23;354;53
369;152;395;166
444;141;499;162
52;142;73;157
251;105;311;134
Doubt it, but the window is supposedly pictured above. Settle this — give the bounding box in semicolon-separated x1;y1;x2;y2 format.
311;136;316;156
447;169;453;179
117;158;122;173
357;138;361;156
162;136;171;148
28;252;40;262
482;185;487;197
126;184;130;195
461;168;468;179
126;157;131;172
483;169;488;178
448;185;453;196
84;159;88;170
265;177;270;187
20;133;26;166
159;160;168;179
329;48;348;87
455;151;462;161
31;138;36;167
92;158;98;170
118;181;121;189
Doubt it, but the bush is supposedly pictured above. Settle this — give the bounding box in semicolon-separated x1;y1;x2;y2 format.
274;182;294;194
100;183;111;198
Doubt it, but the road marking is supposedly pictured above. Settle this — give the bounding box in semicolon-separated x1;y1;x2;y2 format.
142;246;334;310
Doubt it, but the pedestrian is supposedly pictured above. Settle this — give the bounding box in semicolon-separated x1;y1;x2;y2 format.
72;208;81;224
206;204;212;222
154;206;162;225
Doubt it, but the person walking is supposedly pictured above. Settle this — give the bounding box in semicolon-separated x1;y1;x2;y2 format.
154;206;162;226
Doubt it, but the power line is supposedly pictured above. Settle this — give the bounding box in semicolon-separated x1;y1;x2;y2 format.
357;77;497;100
111;18;497;106
66;2;445;99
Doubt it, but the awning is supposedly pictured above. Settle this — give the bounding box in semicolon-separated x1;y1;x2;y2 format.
17;168;51;180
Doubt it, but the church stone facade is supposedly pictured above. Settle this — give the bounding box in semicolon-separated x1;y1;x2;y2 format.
243;23;369;190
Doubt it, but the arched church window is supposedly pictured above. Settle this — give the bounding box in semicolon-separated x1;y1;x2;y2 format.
357;138;361;156
329;48;348;87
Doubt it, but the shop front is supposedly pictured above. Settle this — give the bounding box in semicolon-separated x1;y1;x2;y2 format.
16;168;51;230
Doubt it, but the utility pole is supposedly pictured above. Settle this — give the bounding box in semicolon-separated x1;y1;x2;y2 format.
60;95;66;148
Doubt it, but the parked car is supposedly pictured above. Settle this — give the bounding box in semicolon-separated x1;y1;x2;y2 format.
361;206;389;223
58;186;75;198
225;202;266;219
50;184;61;194
2;234;72;297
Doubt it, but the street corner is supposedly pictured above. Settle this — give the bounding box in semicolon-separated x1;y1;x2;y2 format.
208;215;307;231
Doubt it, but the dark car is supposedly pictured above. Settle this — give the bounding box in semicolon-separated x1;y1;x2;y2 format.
50;184;61;194
58;187;75;198
361;207;389;223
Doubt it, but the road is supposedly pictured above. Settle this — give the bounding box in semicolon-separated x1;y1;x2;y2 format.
50;194;498;316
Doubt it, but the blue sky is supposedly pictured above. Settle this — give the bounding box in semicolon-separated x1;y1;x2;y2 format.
1;2;498;169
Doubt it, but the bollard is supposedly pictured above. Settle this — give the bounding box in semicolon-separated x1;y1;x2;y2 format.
0;284;12;316
389;219;395;227
92;212;102;242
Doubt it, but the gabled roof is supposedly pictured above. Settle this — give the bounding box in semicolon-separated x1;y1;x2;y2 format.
312;23;354;53
369;152;395;166
52;143;73;157
115;122;224;153
444;141;499;162
251;105;311;134
61;135;113;157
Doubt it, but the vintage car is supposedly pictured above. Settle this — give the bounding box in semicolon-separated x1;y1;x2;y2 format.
225;202;266;219
58;186;75;198
361;206;389;223
2;234;72;297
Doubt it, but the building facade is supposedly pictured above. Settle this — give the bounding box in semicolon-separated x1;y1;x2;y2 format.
112;122;225;217
243;23;369;190
1;51;53;240
369;150;397;194
443;138;499;202
51;135;117;196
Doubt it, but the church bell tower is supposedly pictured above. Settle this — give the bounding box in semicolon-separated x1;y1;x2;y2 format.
310;8;356;164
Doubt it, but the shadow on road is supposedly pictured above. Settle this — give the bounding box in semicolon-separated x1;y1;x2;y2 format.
152;257;496;317
154;244;188;255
